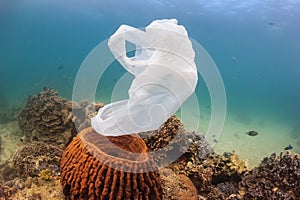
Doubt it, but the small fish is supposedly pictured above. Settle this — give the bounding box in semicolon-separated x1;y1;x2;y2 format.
223;151;233;158
284;144;293;150
268;22;275;26
57;66;63;70
245;130;258;136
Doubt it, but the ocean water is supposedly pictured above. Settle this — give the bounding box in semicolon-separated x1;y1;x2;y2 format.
1;0;300;167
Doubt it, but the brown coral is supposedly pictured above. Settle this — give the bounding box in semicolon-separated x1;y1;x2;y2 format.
18;88;77;149
239;152;300;199
169;151;247;199
18;88;103;149
60;127;162;200
0;183;17;200
140;115;212;167
12;142;62;178
72;100;104;132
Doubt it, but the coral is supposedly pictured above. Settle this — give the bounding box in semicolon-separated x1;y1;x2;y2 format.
215;182;238;198
170;151;247;199
140;115;186;151
0;183;17;200
239;152;300;199
18;88;77;149
12;142;62;178
202;151;248;184
8;175;64;200
39;169;53;181
159;168;198;200
72;100;103;132
18;88;103;149
186;131;213;160
140;115;212;167
0;162;17;182
60;127;162;200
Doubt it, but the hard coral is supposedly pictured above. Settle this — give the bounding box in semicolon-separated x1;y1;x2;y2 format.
39;169;53;181
18;88;103;149
140;115;212;167
0;183;17;200
60;127;162;200
239;152;300;199
18;88;76;149
12;142;62;178
170;151;247;199
72;100;103;132
203;151;248;185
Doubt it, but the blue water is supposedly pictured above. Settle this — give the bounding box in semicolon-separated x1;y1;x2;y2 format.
1;0;300;162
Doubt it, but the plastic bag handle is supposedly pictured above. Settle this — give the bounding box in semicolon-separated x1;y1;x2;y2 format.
108;25;149;76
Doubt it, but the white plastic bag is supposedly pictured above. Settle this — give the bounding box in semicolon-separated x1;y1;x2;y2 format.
91;19;198;136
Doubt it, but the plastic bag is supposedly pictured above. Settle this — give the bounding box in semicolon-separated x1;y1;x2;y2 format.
91;19;198;136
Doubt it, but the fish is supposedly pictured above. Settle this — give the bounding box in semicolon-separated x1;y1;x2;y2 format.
245;130;258;136
284;144;293;150
57;66;63;70
268;22;275;26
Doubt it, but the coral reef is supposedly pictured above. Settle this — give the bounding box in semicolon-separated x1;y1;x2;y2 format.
204;151;249;184
18;88;77;149
60;127;162;200
170;151;248;199
239;152;300;199
8;89;300;199
160;168;198;200
12;142;62;179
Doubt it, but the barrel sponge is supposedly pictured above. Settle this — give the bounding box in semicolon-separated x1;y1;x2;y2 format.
60;127;162;200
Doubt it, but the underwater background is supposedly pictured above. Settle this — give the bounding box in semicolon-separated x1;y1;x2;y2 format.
1;0;300;167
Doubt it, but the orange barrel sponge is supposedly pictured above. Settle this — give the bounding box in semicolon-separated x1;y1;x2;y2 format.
60;127;162;200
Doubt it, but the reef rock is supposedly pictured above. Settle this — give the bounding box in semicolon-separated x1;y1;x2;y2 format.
12;142;62;178
60;127;162;200
239;152;300;199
